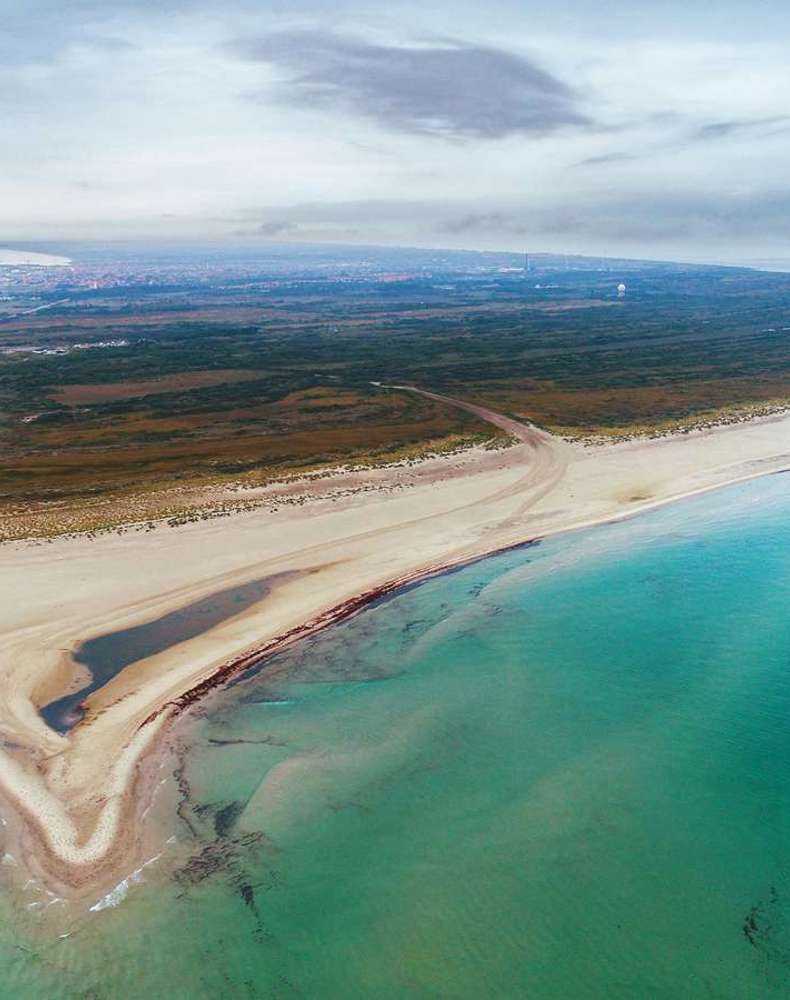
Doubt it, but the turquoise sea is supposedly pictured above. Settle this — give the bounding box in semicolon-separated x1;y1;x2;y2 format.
5;474;790;998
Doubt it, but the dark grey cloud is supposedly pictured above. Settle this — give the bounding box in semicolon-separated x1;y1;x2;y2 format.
239;191;790;250
253;220;298;236
694;116;790;142
442;212;526;235
574;151;637;168
84;35;140;52
572;116;790;173
230;30;591;139
439;191;790;244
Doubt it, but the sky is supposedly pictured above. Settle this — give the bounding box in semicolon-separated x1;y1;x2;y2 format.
3;0;790;261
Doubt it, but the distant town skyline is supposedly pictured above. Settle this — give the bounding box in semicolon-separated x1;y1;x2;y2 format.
3;0;790;261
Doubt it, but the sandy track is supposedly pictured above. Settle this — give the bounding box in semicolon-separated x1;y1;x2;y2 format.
0;390;789;898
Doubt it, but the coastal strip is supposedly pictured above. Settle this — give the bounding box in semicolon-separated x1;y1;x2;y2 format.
1;390;790;898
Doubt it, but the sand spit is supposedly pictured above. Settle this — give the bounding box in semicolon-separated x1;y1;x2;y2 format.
1;389;790;898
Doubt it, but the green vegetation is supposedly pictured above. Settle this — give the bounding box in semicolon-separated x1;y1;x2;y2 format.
3;255;790;536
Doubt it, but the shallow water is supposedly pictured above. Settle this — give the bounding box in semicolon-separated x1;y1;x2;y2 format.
41;574;282;733
6;474;790;998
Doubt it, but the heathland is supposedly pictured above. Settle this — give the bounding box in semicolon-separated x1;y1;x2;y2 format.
3;244;790;538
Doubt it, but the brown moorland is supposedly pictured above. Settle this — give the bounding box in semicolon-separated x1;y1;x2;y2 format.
48;369;266;404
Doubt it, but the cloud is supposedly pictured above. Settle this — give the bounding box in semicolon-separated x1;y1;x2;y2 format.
252;220;298;236
574;151;638;168
442;211;526;235
694;116;790;141
439;192;790;245
82;35;140;52
259;191;790;251
0;0;202;67
229;29;591;139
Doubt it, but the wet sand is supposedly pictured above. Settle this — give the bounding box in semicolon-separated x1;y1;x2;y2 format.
1;390;790;898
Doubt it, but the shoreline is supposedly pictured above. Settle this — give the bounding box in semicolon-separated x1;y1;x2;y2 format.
159;452;790;736
2;391;790;906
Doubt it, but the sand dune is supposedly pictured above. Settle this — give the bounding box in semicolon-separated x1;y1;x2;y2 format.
1;389;789;897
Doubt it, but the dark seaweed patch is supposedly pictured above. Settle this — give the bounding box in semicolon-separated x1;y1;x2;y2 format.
174;831;269;887
742;882;790;986
174;831;281;943
744;906;760;947
214;801;245;839
208;735;287;747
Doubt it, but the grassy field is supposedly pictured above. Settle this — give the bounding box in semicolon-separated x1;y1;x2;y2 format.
3;251;790;537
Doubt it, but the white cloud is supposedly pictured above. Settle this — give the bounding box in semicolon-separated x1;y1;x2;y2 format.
2;0;790;259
